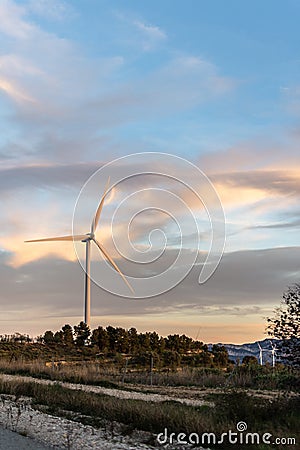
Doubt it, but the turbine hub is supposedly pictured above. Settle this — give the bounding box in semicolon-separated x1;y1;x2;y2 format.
81;232;94;242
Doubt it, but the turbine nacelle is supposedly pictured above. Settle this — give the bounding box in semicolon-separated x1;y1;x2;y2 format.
81;233;95;242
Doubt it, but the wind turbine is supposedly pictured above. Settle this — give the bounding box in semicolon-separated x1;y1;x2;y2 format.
25;178;133;328
269;340;277;367
257;342;265;365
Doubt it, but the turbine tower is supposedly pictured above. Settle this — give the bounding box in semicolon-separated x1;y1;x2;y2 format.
257;342;264;365
269;340;277;367
25;178;133;327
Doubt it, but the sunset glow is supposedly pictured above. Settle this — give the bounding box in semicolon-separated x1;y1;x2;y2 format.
1;0;299;344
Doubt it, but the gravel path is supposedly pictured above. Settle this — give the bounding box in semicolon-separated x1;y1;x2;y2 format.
0;375;208;450
0;374;211;407
0;394;155;449
0;426;53;450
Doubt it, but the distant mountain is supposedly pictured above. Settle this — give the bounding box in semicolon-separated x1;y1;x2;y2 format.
208;338;278;364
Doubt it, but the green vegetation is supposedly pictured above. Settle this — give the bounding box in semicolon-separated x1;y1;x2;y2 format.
0;322;299;391
0;318;299;449
0;322;231;371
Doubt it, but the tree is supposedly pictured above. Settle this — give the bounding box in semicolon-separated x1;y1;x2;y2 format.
149;331;160;353
114;327;129;353
43;330;55;345
162;350;181;369
91;326;109;352
128;327;139;354
242;355;258;366
61;324;74;346
211;345;229;367
193;351;213;367
74;321;90;346
106;326;118;353
54;331;63;344
267;284;300;367
165;334;181;352
138;332;151;352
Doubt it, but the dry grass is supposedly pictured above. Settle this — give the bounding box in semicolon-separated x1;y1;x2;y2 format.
0;378;298;450
0;359;299;392
0;359;120;388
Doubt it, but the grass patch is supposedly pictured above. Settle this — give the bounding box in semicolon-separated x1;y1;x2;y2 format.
0;360;120;389
0;379;298;449
1;359;299;392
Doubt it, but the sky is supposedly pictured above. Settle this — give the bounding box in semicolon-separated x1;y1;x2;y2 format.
0;0;299;343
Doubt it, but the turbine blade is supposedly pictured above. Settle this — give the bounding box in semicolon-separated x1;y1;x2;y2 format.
91;177;110;233
25;234;88;243
93;238;134;293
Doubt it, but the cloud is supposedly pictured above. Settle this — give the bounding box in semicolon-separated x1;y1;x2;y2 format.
193;135;300;244
0;246;299;340
249;218;300;230
0;77;35;103
213;169;300;196
1;154;299;268
0;162;98;192
0;0;35;39
0;2;123;138
198;139;300;174
133;20;167;50
280;84;300;116
28;0;71;21
0;2;233;168
114;11;167;52
210;169;300;212
82;55;234;135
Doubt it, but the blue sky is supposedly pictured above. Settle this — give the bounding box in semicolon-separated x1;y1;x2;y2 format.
0;0;299;342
